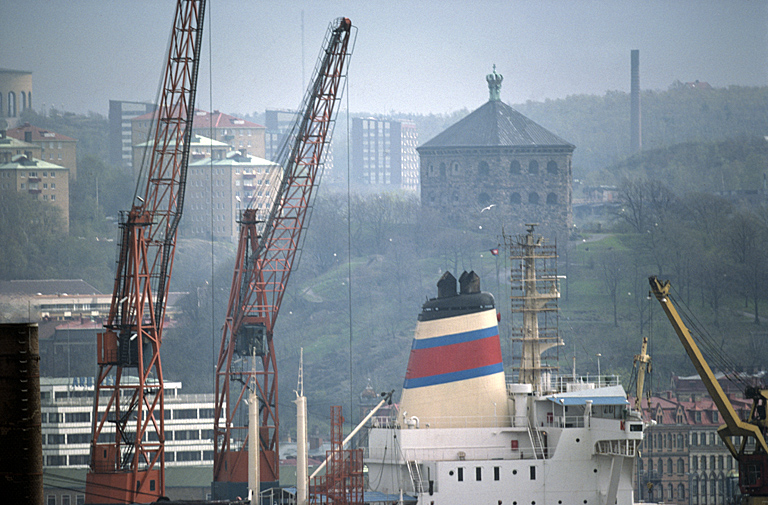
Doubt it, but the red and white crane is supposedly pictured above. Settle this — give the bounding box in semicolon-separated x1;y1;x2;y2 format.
212;17;355;499
86;1;206;502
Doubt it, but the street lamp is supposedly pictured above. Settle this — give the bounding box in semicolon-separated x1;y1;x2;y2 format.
596;353;602;385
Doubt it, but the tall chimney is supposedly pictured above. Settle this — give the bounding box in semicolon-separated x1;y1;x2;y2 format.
630;50;641;153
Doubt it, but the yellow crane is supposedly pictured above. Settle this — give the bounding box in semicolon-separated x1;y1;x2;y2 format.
649;276;768;504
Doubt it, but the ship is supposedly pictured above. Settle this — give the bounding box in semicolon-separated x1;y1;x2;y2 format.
363;225;645;505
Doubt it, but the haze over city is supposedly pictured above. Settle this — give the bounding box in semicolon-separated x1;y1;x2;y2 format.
2;0;766;117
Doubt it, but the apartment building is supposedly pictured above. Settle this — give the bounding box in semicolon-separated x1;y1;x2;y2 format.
6;123;77;180
351;117;419;191
108;100;156;172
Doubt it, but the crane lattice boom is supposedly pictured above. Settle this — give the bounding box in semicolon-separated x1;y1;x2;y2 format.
212;17;354;498
86;1;205;502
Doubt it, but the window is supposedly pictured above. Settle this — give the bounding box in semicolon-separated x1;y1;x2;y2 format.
510;192;521;204
678;484;685;500
510;160;521;174
476;467;482;481
528;192;539;205
477;161;489;177
66;412;90;423
48;434;65;444
69;455;89;465
494;466;500;481
691;456;698;470
457;467;464;482
76;495;85;505
47;495;56;505
546;193;558;204
678;458;685;474
529;466;536;480
478;192;491;207
174;408;197;419
528;160;539;174
68;433;91;444
546;160;558;174
47;455;67;466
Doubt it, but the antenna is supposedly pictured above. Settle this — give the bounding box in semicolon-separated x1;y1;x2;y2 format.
297;347;304;397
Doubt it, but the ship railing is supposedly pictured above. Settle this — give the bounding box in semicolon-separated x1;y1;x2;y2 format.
543;374;622;393
544;415;586;428
393;415;523;429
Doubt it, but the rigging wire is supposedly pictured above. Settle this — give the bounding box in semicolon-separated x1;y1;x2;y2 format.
346;78;354;431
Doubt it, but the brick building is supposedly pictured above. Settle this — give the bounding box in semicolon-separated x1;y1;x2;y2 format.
635;373;760;504
417;67;574;241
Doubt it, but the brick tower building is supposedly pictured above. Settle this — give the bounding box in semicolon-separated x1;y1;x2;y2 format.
417;67;575;240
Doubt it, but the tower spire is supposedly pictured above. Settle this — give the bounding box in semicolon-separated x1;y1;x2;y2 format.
486;64;503;101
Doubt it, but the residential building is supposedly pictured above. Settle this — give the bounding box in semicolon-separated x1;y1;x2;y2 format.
131;109;265;174
131;133;229;180
0;154;70;231
185;149;281;239
6;123;78;180
108;100;156;172
264;109;296;162
351;117;419;191
635;373;761;504
417;68;574;242
0;130;41;163
0;68;33;127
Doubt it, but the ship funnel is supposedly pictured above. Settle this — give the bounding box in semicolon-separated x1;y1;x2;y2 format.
400;272;510;428
459;270;481;294
437;271;457;298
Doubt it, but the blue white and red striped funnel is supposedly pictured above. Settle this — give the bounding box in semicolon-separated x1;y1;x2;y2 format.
399;271;510;428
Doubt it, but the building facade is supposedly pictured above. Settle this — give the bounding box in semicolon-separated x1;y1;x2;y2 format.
417;68;574;241
6;123;78;180
0;154;70;231
185;149;281;239
351;117;419;191
635;376;757;505
108;100;156;172
0;69;33;127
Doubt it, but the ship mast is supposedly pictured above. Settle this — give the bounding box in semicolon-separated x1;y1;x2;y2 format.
508;224;563;393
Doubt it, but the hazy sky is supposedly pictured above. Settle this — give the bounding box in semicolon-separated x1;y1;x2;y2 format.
2;1;766;117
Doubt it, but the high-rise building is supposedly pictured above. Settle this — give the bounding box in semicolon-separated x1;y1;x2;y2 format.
108;100;156;172
351;117;419;191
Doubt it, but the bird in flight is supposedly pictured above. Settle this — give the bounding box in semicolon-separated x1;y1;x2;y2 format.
481;204;496;212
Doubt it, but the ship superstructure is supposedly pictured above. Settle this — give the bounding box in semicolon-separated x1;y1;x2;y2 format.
364;226;644;505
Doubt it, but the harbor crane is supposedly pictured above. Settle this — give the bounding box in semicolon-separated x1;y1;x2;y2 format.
649;276;768;505
212;17;355;499
85;1;205;502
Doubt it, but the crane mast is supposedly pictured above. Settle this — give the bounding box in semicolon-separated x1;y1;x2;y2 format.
649;276;768;502
212;17;354;498
86;1;205;502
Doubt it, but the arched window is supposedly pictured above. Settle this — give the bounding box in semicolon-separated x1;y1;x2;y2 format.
478;161;490;177
658;458;664;476
21;91;26;111
439;162;446;178
528;192;539;205
478;192;491;206
546;193;558;204
8;92;16;117
678;483;685;500
510;192;521;204
510;160;521;174
701;474;708;504
452;162;460;175
27;91;31;110
678;457;685;474
667;458;673;474
528;160;539;174
668;483;674;501
547;160;558;174
692;476;699;505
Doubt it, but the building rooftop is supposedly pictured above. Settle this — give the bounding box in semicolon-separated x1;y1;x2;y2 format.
0;279;101;296
6;123;76;143
419;67;573;150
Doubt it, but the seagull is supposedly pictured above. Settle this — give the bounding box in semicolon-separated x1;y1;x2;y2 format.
481;204;496;212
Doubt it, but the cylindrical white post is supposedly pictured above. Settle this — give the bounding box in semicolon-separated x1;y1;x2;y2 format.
295;394;308;505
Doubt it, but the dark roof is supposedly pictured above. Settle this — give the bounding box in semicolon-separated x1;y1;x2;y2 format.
419;99;573;150
0;279;102;296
